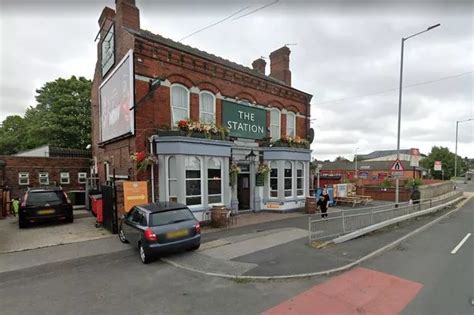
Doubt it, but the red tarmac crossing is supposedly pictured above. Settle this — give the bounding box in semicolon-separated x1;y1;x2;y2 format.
262;267;423;315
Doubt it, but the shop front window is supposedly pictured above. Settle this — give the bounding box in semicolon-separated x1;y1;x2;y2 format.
284;162;293;197
185;156;201;206
297;162;304;196
168;157;177;202
207;157;222;204
269;161;278;198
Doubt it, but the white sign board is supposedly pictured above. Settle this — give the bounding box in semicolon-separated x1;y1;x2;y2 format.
410;148;420;167
434;161;442;171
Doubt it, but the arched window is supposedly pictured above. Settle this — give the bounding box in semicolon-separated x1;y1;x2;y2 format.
269;161;278;198
284;161;293;197
167;156;177;201
185;156;202;206
200;91;215;124
296;162;304;196
270;109;281;141
207;157;222;204
171;84;189;126
286;112;296;137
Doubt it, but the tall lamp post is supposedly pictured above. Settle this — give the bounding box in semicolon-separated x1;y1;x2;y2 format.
455;118;473;178
395;23;440;205
354;147;359;180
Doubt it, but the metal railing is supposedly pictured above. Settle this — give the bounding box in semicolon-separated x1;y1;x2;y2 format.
308;190;463;243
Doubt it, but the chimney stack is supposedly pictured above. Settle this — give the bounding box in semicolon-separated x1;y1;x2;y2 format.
252;58;266;75
115;0;140;31
269;46;291;86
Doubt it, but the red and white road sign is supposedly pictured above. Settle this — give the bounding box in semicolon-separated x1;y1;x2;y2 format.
434;161;442;171
391;159;404;171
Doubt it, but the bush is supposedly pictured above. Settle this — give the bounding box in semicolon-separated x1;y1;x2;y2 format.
380;179;393;188
405;178;423;188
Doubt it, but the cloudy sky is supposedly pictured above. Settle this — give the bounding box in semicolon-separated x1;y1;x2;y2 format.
1;0;472;161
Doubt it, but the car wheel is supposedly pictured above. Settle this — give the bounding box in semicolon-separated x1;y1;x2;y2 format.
66;214;74;224
118;225;129;243
139;243;151;264
189;243;200;251
19;220;27;229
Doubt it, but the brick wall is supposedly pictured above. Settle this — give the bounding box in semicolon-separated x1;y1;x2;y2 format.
0;156;90;199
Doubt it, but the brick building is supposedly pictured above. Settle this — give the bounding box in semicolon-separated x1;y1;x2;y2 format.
0;146;90;199
91;0;313;219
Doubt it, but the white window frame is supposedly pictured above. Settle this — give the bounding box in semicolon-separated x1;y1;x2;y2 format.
286;111;296;137
199;91;216;124
166;156;178;202
270;108;281;141
39;172;49;186
18;172;29;186
78;172;87;184
296;162;304;196
207;157;223;205
185;156;203;207
170;84;190;126
60;172;70;185
268;161;278;199
284;161;293;198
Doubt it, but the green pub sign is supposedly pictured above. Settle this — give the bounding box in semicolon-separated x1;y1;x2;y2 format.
222;100;267;139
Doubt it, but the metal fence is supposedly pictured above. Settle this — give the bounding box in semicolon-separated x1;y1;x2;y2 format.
308;190;463;243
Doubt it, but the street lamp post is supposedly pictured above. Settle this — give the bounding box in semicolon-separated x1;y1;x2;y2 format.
455;118;473;179
395;23;440;205
354;147;359;180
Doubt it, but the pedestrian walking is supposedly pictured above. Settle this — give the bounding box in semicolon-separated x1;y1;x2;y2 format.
319;189;330;218
11;198;20;217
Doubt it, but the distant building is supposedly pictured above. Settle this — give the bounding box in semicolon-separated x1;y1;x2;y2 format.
357;149;413;162
0;146;91;198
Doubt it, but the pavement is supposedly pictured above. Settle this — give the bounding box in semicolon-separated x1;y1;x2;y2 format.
0;210;111;254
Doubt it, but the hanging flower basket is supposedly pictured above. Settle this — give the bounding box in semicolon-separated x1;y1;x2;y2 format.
130;151;157;173
229;163;241;186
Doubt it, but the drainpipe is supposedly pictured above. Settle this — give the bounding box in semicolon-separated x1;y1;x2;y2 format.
149;136;155;202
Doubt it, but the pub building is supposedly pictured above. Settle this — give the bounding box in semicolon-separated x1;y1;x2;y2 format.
91;0;314;221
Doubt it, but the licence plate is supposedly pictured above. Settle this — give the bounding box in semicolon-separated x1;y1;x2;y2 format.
37;209;55;215
166;229;189;239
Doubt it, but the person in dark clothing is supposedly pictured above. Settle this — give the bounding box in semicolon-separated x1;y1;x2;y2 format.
319;190;330;218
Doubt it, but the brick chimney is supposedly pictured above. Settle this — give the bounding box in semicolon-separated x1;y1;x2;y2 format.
252;58;266;75
269;46;291;86
115;0;140;31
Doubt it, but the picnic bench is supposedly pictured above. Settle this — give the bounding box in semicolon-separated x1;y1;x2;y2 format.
335;195;373;207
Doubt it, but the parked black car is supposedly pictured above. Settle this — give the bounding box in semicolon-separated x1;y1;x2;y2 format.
118;202;201;264
19;186;74;228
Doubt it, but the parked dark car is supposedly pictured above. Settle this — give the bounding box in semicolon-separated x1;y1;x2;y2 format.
118;202;201;264
19;186;74;228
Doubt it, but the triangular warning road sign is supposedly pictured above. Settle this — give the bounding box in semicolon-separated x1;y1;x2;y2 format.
391;159;404;171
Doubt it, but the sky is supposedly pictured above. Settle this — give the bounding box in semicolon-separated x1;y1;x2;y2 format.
1;0;473;161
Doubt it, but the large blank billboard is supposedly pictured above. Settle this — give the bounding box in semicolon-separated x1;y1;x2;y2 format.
99;49;134;142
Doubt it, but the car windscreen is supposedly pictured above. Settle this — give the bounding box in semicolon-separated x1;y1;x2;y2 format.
26;191;66;206
149;208;195;226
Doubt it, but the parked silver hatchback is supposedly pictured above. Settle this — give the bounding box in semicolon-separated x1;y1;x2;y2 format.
118;202;201;264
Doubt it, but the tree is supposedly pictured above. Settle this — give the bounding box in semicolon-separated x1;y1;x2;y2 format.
0;115;28;154
0;76;91;155
420;146;467;180
334;156;350;162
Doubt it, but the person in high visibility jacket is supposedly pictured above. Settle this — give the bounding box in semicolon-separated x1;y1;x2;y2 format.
11;198;20;217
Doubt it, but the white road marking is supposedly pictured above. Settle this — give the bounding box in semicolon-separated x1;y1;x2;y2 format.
450;233;471;254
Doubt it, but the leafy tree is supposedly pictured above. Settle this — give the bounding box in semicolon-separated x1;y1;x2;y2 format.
0;76;91;155
334;156;350;162
0;115;28;154
420;146;467;180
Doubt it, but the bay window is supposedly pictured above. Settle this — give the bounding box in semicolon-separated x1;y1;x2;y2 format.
168;157;177;201
207;157;222;204
296;162;304;196
269;161;278;198
284;162;292;197
185;156;202;206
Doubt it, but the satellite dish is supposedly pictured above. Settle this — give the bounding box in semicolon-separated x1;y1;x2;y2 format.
308;128;315;144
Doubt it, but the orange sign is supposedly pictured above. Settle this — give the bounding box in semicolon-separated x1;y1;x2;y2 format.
123;181;148;213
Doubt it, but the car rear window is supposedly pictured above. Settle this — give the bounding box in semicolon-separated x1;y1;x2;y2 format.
149;208;194;226
26;191;66;206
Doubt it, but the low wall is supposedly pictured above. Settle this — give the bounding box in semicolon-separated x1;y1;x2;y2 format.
356;186;411;202
419;181;454;200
